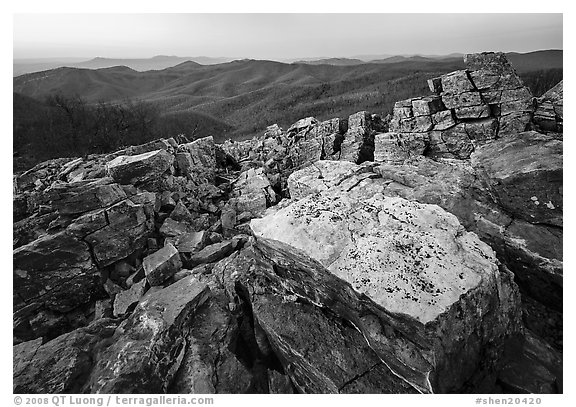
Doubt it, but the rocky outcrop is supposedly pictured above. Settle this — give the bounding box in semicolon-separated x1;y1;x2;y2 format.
375;52;536;163
534;81;563;133
12;52;562;395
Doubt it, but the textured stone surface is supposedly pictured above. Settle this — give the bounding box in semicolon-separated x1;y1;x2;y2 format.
83;276;210;393
287;160;376;201
374;133;428;164
113;279;148;317
47;178;126;215
471;131;562;226
14;318;120;393
143;243;183;286
251;182;521;393
13;231;99;313
106;149;174;186
534;81;563;133
252;293;417;394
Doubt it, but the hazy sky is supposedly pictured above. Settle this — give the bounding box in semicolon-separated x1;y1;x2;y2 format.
13;13;562;60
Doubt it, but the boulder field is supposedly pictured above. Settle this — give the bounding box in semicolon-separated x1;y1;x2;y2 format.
13;52;562;394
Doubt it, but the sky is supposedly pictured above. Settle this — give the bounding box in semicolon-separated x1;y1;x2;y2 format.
13;13;563;60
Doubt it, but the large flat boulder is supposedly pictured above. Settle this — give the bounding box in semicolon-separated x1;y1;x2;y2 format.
250;181;521;393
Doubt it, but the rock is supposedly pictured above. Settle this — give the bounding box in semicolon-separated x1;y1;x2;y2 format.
171;289;252;394
287;117;318;136
107;138;176;159
268;370;294;394
106;149;174;186
93;299;112;320
250;182;521;393
340;111;377;163
13;231;100;313
83;199;154;267
498;330;562;393
230;168;276;216
173;269;194;282
471;131;562;226
220;206;237;236
47;177;126;215
113;279;148;317
82;276;210;393
177;136;216;182
160;218;193;238
13;337;43;378
143;243;183;286
185;241;235;268
171;231;208;254
439;123;475;159
534;81;563;133
14;318;120;393
374;133;428;164
169;200;195;223
252;292;418;394
287;160;376;201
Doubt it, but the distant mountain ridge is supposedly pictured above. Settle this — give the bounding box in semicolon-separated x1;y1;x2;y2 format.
14;50;562;152
13;55;236;76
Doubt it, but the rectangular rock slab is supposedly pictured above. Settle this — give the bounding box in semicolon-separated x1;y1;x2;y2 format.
144;243;183;286
106;149;174;186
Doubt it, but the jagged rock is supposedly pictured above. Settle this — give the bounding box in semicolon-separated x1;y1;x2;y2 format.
47;178;126;216
113;279;148;317
176;136;216;182
170;231;208;254
106;149;174;186
374;133;428;164
94;299;112;320
230;168;276;216
471;131;562;226
464;117;499;145
143;243;182;286
268;370;295;394
185;241;235;268
14;318;120;393
431;110;456;130
251;182;521;393
82;276;210;393
13;231;100;313
15;158;76;193
498;330;562;393
252;293;418;394
534;81;563;133
83;199;154;267
171;288;252;394
440;123;475;159
160;218;193;238
287;117;318;136
340;111;378;163
107;138;176;160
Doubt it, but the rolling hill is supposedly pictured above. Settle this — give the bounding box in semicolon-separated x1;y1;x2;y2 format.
13;50;562;170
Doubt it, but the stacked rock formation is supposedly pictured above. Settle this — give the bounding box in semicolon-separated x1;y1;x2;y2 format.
13;52;562;394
